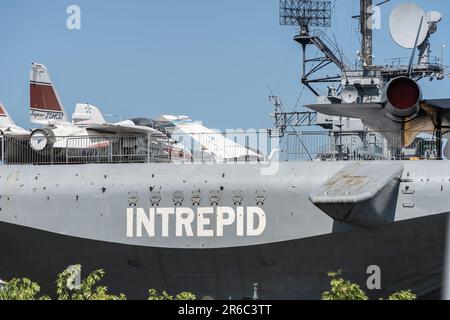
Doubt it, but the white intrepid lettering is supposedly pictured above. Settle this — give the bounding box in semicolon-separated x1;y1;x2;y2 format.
126;208;134;237
216;207;235;237
136;208;155;237
127;207;267;238
197;207;214;237
236;206;244;237
247;207;266;236
176;207;195;237
158;208;175;238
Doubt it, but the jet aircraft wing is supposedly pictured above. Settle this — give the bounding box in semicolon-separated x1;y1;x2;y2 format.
170;121;263;161
86;121;165;137
306;103;384;119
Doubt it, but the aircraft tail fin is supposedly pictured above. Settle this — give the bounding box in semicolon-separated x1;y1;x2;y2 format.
0;102;16;128
30;63;68;124
72;103;106;125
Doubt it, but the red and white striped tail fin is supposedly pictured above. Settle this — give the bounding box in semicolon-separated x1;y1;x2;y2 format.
0;101;16;128
30;63;68;125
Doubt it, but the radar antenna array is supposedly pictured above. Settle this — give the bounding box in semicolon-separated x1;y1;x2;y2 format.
280;0;332;29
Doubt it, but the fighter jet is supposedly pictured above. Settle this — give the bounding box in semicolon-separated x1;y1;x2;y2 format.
29;63;191;162
0;102;30;163
306;76;450;149
154;115;264;162
0;102;29;137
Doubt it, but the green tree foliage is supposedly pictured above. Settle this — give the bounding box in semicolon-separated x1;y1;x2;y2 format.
0;265;196;300
0;267;416;301
148;289;196;300
56;265;126;300
175;291;197;300
322;270;417;301
0;278;50;300
385;290;417;301
322;271;369;300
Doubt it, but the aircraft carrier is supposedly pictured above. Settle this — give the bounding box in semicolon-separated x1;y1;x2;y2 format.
1;0;450;299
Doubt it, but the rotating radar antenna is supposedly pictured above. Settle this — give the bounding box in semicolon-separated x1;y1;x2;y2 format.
279;0;332;33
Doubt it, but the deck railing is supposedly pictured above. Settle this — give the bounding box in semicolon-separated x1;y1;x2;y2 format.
0;130;447;165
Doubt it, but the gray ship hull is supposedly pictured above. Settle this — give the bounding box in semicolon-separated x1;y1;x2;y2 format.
0;213;445;299
0;161;449;299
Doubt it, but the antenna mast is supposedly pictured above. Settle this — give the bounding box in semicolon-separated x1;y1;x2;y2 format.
280;0;348;96
360;0;373;68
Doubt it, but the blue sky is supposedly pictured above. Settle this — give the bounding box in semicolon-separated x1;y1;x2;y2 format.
0;0;449;130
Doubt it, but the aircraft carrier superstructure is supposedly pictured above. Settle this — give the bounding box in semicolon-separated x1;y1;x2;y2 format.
1;0;450;299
